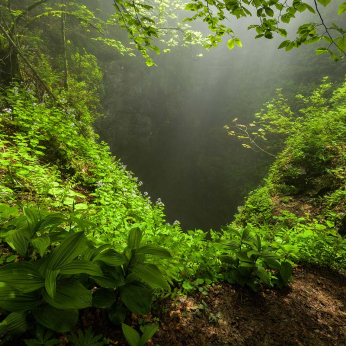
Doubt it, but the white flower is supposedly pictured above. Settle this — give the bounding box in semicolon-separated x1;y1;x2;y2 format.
96;181;104;187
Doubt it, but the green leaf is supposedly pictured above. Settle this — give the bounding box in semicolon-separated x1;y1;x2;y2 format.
305;3;315;13
241;227;254;242
92;288;117;308
279;40;290;49
0;262;44;292
136;245;171;258
265;7;274;17
59;260;103;276
122;323;140;346
33;305;78;332
317;0;331;6
128;228;142;250
1;312;31;335
6;230;30;257
338;2;346;15
6;255;18;263
234;38;242;47
337;37;346;52
140;323;159;346
254;267;271;286
93;249;126;266
0;282;42;312
32;235;51;257
227;39;235;50
42;279;92;309
108;301;127;325
45;269;60;300
35;215;66;233
280;261;293;285
131;264;168;290
47;232;86;271
220;255;237;265
316;47;328;55
323;36;333;44
120;282;152;315
23;207;39;236
225;240;240;250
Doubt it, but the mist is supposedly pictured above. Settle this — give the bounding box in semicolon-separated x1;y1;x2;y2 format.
94;6;346;231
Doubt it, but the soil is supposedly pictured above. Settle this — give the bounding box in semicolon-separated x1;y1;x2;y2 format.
146;265;346;346
2;265;346;346
81;265;346;346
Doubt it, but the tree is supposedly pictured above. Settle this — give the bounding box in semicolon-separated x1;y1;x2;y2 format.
0;0;345;92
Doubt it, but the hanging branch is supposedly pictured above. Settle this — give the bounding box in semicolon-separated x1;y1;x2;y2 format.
313;0;346;57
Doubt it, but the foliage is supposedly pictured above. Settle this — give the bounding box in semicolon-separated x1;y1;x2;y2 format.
24;324;60;346
184;0;346;60
121;323;158;346
231;77;346;272
219;226;295;290
68;327;106;346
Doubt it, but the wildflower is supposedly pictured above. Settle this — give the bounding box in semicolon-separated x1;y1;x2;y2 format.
173;220;180;225
96;181;104;188
2;108;12;114
144;192;148;196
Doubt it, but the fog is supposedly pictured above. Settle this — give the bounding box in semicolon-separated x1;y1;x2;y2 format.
94;4;346;231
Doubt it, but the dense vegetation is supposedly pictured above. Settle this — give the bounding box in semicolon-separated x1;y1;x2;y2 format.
1;0;346;345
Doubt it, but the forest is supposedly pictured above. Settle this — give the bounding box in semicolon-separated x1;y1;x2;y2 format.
0;0;346;345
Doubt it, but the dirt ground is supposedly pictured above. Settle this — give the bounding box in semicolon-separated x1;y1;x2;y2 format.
147;266;346;346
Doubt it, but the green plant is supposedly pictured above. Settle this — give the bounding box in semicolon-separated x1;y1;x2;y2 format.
219;226;294;291
121;323;158;346
24;324;60;346
68;327;105;346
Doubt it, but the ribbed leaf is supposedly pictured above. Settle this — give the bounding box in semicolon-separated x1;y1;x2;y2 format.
254;267;271;286
128;228;142;250
120;282;152;315
225;240;240;250
32;234;51;257
136;245;171;258
92;288;117;308
131;264;168;290
0;282;41;312
0;262;44;292
59;260;103;276
33;305;78;332
6;230;30;257
1;312;31;335
108;302;127;324
84;244;110;261
241;227;254;242
42;279;92;309
220;255;238;265
23;207;39;236
49;230;69;243
47;232;86;271
35;215;66;233
93;249;126;266
45;269;60;300
140;323;159;346
122;324;140;346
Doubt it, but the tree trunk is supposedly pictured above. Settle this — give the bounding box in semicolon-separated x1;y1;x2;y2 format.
61;0;68;90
